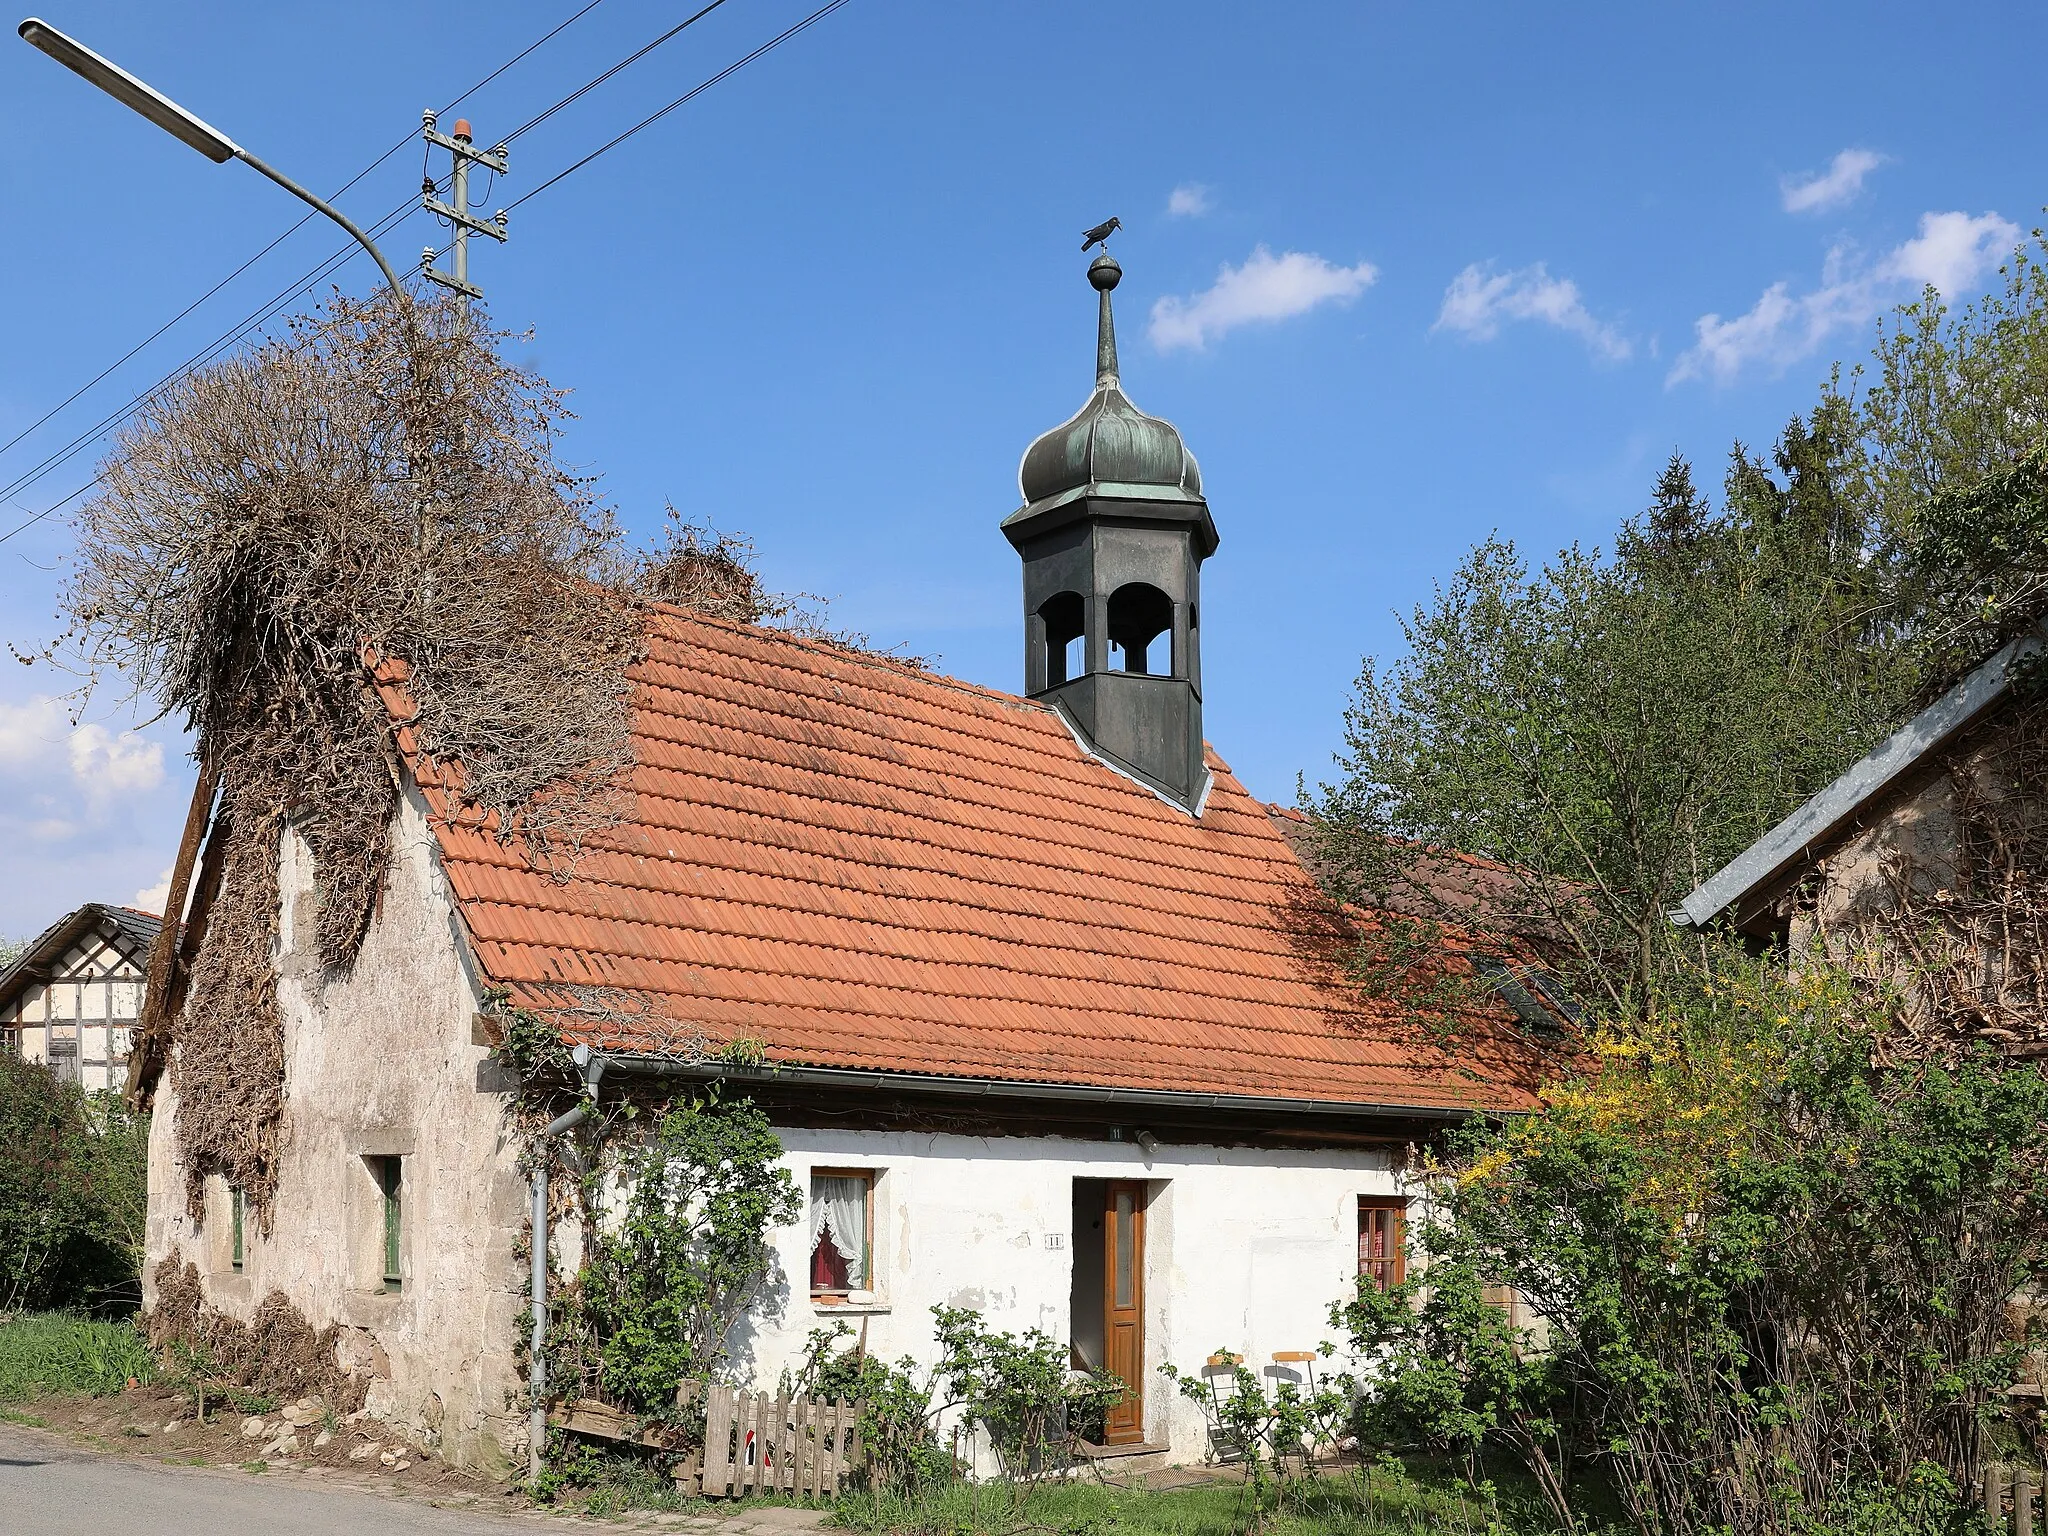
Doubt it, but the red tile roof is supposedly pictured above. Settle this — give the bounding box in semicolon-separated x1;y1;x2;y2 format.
389;607;1545;1114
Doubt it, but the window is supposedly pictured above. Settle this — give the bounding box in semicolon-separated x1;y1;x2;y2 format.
1106;583;1174;675
230;1187;245;1272
810;1169;873;1299
1358;1196;1406;1293
373;1156;403;1293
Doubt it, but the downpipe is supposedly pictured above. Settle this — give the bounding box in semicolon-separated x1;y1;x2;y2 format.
529;1044;604;1485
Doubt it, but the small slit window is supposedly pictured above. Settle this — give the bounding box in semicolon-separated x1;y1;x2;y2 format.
1107;583;1173;675
1039;592;1086;686
230;1186;245;1272
1358;1196;1406;1294
810;1168;874;1300
373;1156;403;1293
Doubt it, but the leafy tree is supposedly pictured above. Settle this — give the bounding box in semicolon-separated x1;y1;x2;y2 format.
0;1056;148;1312
1832;236;2048;679
1315;429;1910;1005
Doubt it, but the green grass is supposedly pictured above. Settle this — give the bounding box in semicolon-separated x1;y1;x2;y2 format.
0;1312;154;1403
831;1461;1572;1536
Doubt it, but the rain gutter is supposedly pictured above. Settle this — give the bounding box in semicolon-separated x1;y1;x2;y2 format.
580;1054;1489;1124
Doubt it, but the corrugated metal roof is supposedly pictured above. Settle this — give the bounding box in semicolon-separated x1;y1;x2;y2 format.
385;606;1546;1114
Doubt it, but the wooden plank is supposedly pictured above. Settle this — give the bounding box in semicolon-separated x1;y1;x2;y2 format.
704;1385;733;1497
746;1391;766;1496
827;1400;843;1499
804;1396;821;1500
2020;1470;2035;1536
820;1398;839;1498
775;1392;791;1494
1988;1466;2007;1524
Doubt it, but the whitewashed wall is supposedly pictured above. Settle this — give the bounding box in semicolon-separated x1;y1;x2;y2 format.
728;1127;1409;1465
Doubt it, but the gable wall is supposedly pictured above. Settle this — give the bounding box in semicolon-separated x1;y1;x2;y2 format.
3;931;148;1093
143;786;529;1474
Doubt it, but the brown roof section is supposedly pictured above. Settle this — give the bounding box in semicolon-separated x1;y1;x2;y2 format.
390;607;1544;1114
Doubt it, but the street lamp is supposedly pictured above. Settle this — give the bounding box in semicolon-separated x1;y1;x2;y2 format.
17;17;405;302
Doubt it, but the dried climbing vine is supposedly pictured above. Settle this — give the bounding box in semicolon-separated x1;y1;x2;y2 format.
57;292;804;1221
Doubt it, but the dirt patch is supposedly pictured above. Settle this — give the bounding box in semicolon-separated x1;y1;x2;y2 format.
7;1383;512;1505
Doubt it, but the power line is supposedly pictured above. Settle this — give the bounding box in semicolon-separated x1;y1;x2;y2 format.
497;0;735;147
0;225;441;548
0;0;859;548
506;0;853;212
0;0;615;476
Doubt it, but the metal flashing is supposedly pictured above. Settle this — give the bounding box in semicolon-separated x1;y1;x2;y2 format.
1047;695;1213;816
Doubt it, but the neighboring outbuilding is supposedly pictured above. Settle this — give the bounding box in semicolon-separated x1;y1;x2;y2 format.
0;902;160;1092
135;256;1555;1475
1677;625;2048;1050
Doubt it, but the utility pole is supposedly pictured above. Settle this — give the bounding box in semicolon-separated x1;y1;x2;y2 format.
421;110;508;308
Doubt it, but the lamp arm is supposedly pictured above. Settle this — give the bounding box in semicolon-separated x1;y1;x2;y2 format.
233;146;405;304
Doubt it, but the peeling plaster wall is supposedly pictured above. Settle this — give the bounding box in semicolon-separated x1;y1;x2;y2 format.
143;785;525;1473
734;1127;1409;1466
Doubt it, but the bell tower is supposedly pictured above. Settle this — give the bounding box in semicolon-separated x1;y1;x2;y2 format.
1003;246;1218;811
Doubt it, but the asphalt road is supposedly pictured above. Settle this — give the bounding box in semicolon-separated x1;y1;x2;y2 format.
0;1420;566;1535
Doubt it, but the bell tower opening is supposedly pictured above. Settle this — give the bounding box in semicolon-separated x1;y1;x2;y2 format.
1039;591;1086;686
1108;583;1173;676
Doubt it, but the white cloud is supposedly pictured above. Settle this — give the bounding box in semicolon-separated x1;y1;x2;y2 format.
1433;262;1631;362
1782;149;1886;214
1670;210;2020;386
0;695;69;770
1166;183;1212;218
1149;246;1379;352
131;865;174;915
0;693;165;798
69;722;164;796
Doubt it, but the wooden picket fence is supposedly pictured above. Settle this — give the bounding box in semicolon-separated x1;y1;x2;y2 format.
1986;1464;2045;1536
548;1382;863;1500
698;1383;862;1499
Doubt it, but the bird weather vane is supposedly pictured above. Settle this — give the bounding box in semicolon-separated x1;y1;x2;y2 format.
1082;216;1122;253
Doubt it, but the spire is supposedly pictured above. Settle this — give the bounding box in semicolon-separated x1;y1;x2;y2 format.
1090;253;1121;386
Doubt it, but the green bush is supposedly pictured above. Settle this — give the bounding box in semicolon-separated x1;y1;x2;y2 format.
1343;957;2048;1535
0;1312;155;1402
0;1054;149;1313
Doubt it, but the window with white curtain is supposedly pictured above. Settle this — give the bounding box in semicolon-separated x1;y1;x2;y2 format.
810;1169;873;1298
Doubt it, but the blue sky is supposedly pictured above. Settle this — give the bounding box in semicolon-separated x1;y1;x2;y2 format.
1;0;2042;936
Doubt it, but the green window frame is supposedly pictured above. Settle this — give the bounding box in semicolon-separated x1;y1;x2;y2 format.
376;1156;402;1292
230;1186;244;1271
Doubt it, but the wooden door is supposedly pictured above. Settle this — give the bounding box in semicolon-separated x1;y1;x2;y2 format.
1102;1180;1146;1444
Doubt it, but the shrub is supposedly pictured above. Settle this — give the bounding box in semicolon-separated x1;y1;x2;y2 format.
0;1055;148;1313
548;1090;801;1417
1344;954;2048;1535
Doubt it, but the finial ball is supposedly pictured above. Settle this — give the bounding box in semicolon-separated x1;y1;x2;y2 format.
1088;253;1122;292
